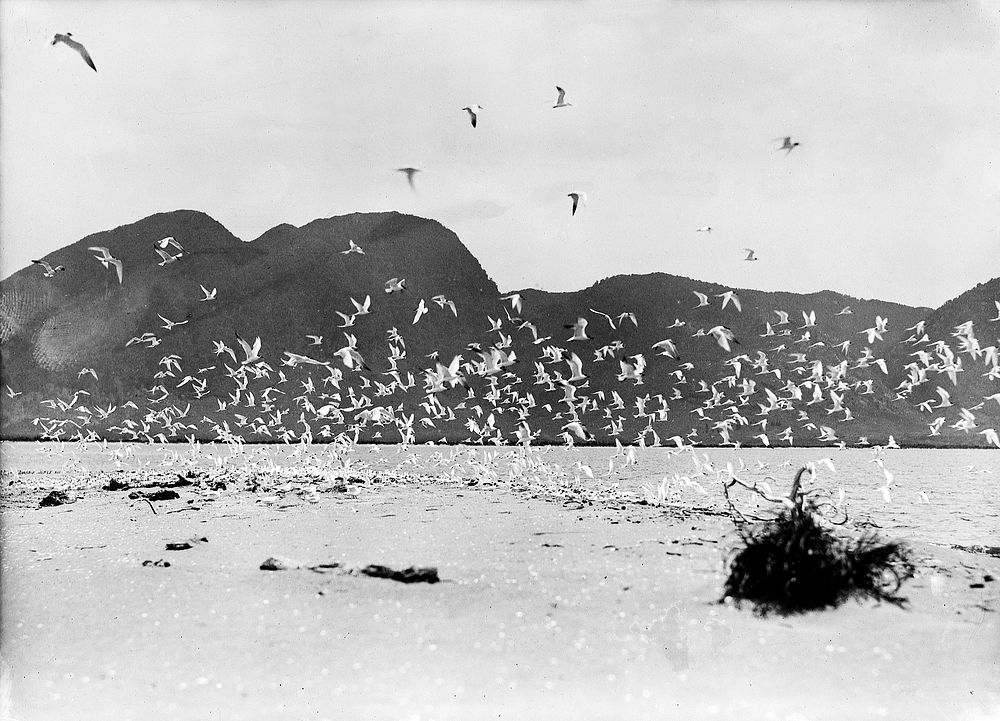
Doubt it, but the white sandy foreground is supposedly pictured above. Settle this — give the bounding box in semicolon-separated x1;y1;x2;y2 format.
2;474;999;721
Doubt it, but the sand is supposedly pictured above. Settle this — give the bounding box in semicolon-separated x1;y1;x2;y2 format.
2;471;999;721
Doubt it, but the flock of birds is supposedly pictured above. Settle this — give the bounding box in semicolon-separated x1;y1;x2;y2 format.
13;29;1000;514
17;218;1000;456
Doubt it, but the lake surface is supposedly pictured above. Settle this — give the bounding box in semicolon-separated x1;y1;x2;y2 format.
1;442;997;549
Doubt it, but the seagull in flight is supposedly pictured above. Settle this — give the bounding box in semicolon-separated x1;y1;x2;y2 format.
693;291;710;308
32;260;65;277
235;333;263;365
568;192;586;216
777;136;800;155
351;295;372;315
652;339;679;359
283;351;328;368
553;86;572;108
413;299;429;325
333;344;368;371
708;325;739;352
501;293;523;314
717;290;742;312
155;248;181;266
617;312;638;328
384;277;406;294
565;317;590;342
396;167;420;190
198;285;217;301
462;105;483;128
743;248;758;261
695;226;712;233
562;421;594;442
88;246;123;284
158;314;189;331
51;33;96;72
589;308;617;329
156;236;185;254
981;428;1000;448
341;239;364;255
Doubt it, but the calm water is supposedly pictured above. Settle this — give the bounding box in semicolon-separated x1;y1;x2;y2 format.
1;442;997;549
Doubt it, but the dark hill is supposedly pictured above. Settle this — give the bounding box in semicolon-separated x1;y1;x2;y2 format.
885;277;1000;442
1;210;995;447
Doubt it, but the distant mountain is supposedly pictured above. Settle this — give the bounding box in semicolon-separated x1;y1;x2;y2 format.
885;277;1000;441
1;210;996;448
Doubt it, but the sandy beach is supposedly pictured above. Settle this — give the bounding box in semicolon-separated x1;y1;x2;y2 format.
3;1;999;719
3;461;998;721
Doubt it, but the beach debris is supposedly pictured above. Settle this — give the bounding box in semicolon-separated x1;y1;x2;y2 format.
259;557;342;573
128;489;180;502
259;558;435;582
951;544;1000;558
165;536;208;551
721;467;915;615
260;557;297;571
103;472;193;492
142;559;171;568
358;564;440;584
39;490;76;507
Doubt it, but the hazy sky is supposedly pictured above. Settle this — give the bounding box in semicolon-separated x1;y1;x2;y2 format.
2;0;998;307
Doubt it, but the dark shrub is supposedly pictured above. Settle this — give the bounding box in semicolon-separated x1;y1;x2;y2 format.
722;468;915;615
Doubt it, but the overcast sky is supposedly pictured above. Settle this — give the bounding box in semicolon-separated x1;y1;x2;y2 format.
1;0;998;307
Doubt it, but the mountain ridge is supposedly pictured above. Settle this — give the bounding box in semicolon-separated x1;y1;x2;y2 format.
1;209;996;447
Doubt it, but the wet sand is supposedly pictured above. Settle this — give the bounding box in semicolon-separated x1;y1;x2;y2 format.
2;472;999;721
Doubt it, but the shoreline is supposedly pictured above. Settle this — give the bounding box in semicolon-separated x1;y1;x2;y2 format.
2;464;998;720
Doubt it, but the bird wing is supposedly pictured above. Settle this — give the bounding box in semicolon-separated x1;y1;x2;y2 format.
235;333;253;359
57;35;97;71
397;168;418;188
79;47;97;71
555;86;566;104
